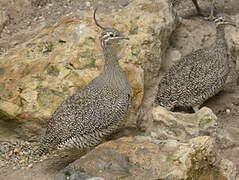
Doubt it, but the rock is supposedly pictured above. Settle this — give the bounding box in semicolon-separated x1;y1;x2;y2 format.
144;106;218;141
55;170;104;180
62;136;235;180
0;0;176;140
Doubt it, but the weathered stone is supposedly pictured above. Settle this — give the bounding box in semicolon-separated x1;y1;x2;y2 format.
61;136;233;180
145;106;217;141
0;0;176;140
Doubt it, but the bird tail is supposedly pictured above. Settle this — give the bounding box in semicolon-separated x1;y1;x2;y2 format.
38;148;88;173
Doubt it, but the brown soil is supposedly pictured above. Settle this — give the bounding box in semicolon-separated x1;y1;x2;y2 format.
0;0;239;179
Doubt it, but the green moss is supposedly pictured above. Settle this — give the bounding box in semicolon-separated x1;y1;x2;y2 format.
79;59;96;70
37;88;65;109
81;48;93;58
166;155;176;162
199;117;212;129
79;48;96;69
186;150;224;180
0;109;11;121
64;170;71;177
0;83;5;92
131;46;140;57
84;37;96;46
37;41;54;54
129;21;138;35
0;67;5;75
47;65;59;76
32;74;45;83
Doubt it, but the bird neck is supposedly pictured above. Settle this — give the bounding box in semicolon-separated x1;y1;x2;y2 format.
215;26;227;49
100;43;129;90
102;44;120;71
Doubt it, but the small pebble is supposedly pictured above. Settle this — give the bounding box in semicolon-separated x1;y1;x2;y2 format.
14;148;21;153
85;1;91;7
0;140;45;169
226;109;230;113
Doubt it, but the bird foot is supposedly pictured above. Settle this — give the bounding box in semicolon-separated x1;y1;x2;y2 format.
192;105;200;112
204;14;216;21
203;3;216;21
195;10;216;21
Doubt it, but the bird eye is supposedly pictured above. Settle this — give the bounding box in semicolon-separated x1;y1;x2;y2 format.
217;17;224;22
109;33;114;37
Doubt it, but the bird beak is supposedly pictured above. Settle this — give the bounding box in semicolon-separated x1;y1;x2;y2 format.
117;35;129;40
225;20;237;27
228;22;237;27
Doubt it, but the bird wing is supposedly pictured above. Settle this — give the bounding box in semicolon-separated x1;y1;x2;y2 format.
164;47;229;97
43;85;131;147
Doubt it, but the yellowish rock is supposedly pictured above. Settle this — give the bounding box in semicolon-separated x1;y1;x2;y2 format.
64;136;232;180
0;0;176;139
147;106;217;141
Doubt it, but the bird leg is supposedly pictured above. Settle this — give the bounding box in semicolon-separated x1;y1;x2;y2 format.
191;0;203;16
204;0;217;21
192;0;217;20
192;105;200;112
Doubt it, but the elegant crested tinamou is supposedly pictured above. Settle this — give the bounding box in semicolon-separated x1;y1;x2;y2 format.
155;15;236;112
38;8;131;154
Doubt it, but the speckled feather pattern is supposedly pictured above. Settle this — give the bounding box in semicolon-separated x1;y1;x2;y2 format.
155;25;230;110
39;25;131;153
40;82;131;152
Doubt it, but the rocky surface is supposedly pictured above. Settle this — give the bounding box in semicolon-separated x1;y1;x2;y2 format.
0;0;176;140
2;136;235;180
59;136;233;180
145;106;218;141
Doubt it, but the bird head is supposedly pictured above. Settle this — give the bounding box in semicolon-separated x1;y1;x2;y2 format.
93;8;129;48
213;15;237;28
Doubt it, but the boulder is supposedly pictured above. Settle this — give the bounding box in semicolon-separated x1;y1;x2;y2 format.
145;106;218;141
60;136;235;180
0;0;176;140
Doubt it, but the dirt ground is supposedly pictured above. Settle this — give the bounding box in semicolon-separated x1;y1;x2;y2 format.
1;0;239;179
